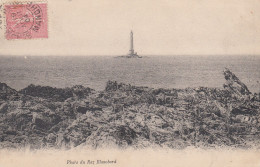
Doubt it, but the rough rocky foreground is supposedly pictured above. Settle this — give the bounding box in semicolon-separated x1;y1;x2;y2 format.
0;68;259;149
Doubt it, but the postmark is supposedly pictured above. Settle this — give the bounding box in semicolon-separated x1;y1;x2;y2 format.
5;2;48;40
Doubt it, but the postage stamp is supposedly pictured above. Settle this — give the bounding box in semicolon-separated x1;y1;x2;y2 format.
4;2;48;40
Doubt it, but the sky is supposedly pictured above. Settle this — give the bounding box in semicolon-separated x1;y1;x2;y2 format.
1;0;260;56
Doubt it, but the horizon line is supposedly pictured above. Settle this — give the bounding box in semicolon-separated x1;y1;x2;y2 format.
1;54;260;57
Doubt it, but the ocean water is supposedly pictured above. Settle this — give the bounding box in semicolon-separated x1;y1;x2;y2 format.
0;55;259;93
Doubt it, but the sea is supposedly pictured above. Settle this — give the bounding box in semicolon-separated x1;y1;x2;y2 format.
0;55;259;93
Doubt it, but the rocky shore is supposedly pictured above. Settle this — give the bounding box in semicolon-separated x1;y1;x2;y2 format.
0;68;259;149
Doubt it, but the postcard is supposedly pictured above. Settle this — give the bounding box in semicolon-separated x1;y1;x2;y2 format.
0;0;260;167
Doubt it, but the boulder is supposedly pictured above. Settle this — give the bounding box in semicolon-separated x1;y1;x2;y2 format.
223;68;251;97
0;82;18;100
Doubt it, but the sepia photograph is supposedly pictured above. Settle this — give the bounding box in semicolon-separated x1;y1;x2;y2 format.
0;0;260;166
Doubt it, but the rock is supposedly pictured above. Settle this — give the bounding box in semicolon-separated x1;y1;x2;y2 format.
32;111;61;131
19;84;73;101
223;68;251;97
19;84;94;101
0;69;259;149
32;113;50;130
105;81;120;91
47;133;57;143
231;106;257;115
71;85;94;98
112;104;124;113
72;101;102;114
234;115;257;124
0;103;8;113
0;82;18;100
76;106;87;114
113;125;137;145
85;125;137;148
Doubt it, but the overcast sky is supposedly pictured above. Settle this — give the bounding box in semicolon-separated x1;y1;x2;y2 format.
1;0;260;56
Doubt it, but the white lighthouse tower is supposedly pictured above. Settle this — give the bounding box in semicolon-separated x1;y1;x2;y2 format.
127;30;141;58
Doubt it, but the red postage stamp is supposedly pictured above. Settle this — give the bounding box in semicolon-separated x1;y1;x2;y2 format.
5;2;48;40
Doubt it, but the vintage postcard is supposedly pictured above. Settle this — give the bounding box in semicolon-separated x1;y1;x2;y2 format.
0;0;260;167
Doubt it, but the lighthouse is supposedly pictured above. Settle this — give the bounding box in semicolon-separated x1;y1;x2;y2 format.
116;30;142;58
129;31;134;56
127;31;141;58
